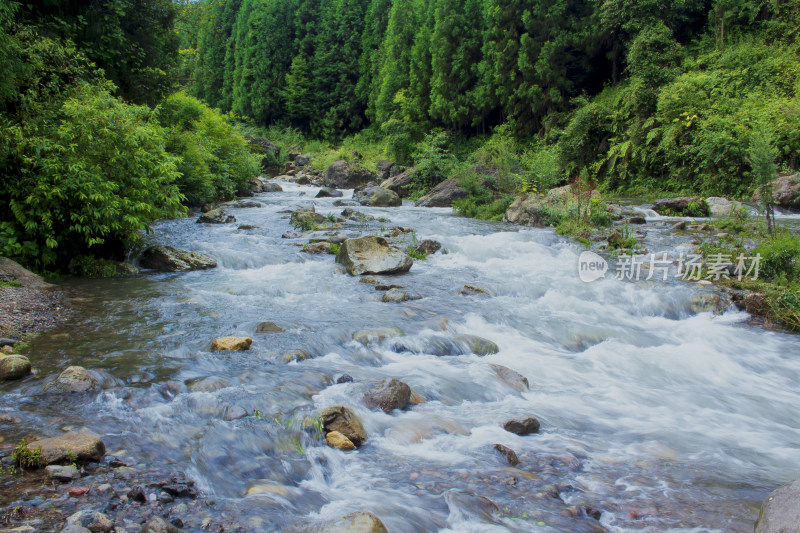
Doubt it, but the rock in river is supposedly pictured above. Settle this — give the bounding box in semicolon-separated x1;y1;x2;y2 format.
44;366;99;393
381;288;410;303
363;379;411;414
316;187;343;198
503;417;540;436
490;364;529;392
211;337;253;352
336;236;413;276
322;512;388;533
453;335;499;356
326;431;356;451
321;406;367;448
139;245;217;272
65;510;113;532
415;177;469;207
0;354;31;381
197;207;236;224
28;432;105;465
354;186;402;207
352;327;402;344
756;477;800;533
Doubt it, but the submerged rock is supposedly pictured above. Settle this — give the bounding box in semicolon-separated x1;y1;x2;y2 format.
341;208;376;222
0;354;31;381
490;364;529;392
197;207;235;224
28;432;105;465
211;337;253;352
139;246;217;272
352;327;402;344
503;417;540;436
363;379;411;413
45;464;80;482
453;335;499;356
141;517;182;533
283;350;312;363
461;285;490;296
755;477;800;533
336;236;413;276
256;321;284;333
45;366;98;393
322;512;388;533
303;241;334;254
320;406;367;448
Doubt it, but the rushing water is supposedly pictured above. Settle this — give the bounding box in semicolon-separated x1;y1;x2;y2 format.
3;182;800;532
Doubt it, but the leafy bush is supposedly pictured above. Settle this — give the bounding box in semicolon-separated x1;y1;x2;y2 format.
155;92;260;205
409;131;458;196
756;232;800;283
2;81;185;268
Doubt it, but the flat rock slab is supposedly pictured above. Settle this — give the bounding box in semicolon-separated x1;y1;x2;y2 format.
29;432;105;465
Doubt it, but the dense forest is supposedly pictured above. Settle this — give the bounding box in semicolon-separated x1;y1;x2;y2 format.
1;0;799;270
183;0;800;195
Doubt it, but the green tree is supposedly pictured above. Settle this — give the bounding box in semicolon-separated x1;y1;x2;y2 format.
283;54;316;131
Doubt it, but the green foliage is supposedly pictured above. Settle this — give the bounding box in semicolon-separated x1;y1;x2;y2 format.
409;131;458;195
406;247;428;260
328;242;341;255
155;92;260;205
2;81;185;268
12;439;43;469
756;232;800;283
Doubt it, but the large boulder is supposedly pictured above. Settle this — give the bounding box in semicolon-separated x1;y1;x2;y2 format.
0;257;51;289
44;366;99;393
0;354;32;381
363;379;411;414
753;173;800;209
354;186;402;207
415;177;469;207
263;182;283;192
336;237;413;276
705;197;739;217
324;160;379;189
322;512;388;533
380;170;414;198
756;478;800;533
28;432;105;465
139;246;217;272
320;406;367;448
652;197;709;216
197;207;235;224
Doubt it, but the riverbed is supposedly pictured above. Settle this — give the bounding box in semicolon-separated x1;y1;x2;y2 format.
2;181;800;532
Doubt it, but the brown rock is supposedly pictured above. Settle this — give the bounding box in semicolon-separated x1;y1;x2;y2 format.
320;406;367;448
490;364;529;392
503;418;540;436
363;379;411;413
326;431;356;451
494;444;520;466
28;432;105;465
211;337;252;352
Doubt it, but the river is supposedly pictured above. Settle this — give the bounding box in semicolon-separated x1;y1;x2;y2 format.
2;181;800;532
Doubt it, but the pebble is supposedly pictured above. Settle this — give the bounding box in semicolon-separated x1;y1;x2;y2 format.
68;487;89;496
